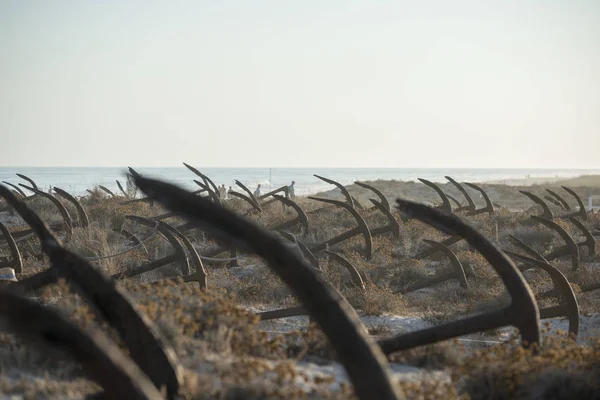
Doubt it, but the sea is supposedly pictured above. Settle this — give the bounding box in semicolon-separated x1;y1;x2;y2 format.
1;167;599;198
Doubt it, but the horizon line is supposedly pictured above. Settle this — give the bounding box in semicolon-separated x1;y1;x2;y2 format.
2;165;600;170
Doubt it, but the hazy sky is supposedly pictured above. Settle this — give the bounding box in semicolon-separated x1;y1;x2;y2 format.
1;1;599;168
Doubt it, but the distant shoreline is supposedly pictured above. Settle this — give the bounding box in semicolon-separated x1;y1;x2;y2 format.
482;174;600;187
2;167;600;198
483;176;567;186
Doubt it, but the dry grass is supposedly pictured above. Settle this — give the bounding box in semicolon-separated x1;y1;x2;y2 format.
2;180;600;399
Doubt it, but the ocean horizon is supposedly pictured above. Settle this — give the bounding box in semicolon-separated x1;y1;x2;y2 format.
2;166;600;197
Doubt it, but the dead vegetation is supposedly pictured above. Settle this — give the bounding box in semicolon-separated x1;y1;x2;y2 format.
1;176;600;399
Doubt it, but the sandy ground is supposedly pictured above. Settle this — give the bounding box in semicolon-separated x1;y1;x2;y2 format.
254;307;600;347
243;307;600;393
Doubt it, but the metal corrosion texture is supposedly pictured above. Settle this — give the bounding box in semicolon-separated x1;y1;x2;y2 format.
354;181;391;212
368;199;401;239
308;196;373;259
0;221;23;273
417;178;452;214
546;189;571;211
397;239;468;294
314;174;355;209
378;199;540;354
53;187;90;228
0;185;183;399
520;191;554;220
531;216;580;271
445;176;476;212
20;184;74;239
561;186;587;221
325;250;366;289
504;250;579;338
270;194;309;233
133;175;405;400
0;289;164;400
464;183;495;216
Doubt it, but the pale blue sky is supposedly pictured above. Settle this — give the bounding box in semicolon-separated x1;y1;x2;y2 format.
1;1;599;168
